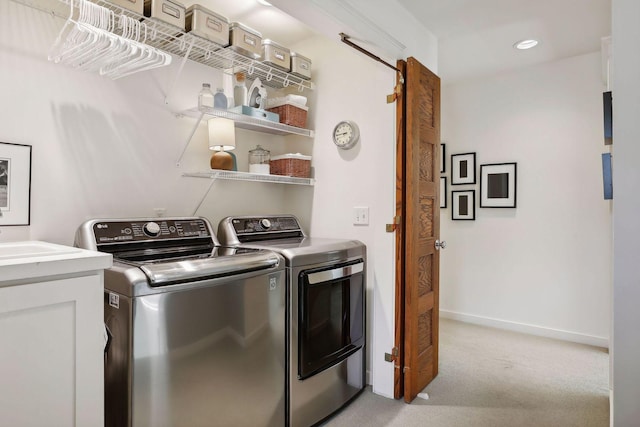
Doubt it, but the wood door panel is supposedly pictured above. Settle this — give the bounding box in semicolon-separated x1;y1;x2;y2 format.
396;57;441;403
418;196;435;239
419;145;435;182
417;254;433;296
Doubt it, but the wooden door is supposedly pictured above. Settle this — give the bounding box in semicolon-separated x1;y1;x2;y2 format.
394;57;441;402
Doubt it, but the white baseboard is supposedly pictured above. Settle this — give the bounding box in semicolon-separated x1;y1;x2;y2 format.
440;309;609;349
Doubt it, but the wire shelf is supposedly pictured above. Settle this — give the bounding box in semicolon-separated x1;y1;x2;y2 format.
184;171;315;186
183;107;314;137
10;0;315;92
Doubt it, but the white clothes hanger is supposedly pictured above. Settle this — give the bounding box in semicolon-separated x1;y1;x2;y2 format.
48;0;172;79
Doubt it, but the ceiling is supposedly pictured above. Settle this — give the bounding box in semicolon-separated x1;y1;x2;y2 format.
191;0;611;84
396;0;612;82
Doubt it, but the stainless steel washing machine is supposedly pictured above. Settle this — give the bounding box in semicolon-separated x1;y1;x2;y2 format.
217;215;366;427
75;217;286;427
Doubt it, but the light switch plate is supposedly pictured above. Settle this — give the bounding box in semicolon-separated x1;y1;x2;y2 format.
353;207;369;225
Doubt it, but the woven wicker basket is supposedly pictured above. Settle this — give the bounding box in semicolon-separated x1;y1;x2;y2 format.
267;103;308;128
270;154;311;178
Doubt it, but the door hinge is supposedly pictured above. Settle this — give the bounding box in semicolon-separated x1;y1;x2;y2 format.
386;82;403;104
384;346;399;362
385;215;402;232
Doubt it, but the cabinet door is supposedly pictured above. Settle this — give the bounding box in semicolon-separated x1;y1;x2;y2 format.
0;274;104;427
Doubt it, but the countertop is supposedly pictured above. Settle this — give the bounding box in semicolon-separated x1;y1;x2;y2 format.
0;241;112;285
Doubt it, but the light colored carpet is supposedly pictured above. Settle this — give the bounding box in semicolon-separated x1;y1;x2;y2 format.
322;318;609;427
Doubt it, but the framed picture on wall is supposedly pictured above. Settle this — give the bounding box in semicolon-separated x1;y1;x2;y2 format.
0;142;32;226
440;143;446;173
480;162;517;208
602;153;613;200
452;190;475;220
451;152;476;185
440;177;447;208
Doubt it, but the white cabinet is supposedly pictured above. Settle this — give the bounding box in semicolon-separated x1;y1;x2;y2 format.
0;241;112;427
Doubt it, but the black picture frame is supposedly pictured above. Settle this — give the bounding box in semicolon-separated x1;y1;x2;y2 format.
440;143;446;173
451;152;476;185
602;153;612;200
603;91;612;146
452;190;475;220
440;177;447;208
480;162;517;208
0;142;32;226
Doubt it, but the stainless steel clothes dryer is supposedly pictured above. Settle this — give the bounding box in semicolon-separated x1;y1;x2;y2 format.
217;215;366;427
75;217;286;427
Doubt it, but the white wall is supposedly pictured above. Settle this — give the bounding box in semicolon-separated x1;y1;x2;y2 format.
440;52;612;347
611;0;640;424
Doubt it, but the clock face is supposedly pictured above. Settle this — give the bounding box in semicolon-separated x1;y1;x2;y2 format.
333;121;360;149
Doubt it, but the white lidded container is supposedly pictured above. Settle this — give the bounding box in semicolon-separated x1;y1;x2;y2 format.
144;0;186;31
110;0;144;14
185;4;230;46
290;52;312;80
261;39;291;72
229;22;262;60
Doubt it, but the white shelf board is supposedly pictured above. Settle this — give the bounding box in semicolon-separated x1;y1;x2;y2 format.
183;107;314;137
183;171;315;186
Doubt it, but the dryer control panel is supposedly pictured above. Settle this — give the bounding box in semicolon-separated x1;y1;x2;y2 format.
218;215;306;245
231;216;301;234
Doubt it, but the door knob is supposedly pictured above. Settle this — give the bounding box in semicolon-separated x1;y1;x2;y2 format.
435;240;447;250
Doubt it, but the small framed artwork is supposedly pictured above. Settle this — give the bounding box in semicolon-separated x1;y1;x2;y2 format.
451;152;476;185
0;142;32;226
480;162;517;208
440;143;446;173
440;177;447;208
602;153;612;200
452;190;475;220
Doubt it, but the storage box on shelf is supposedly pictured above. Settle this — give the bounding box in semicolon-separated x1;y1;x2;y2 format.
267;103;307;128
185;4;230;46
262;39;291;72
144;0;186;31
290;52;312;80
270;153;311;178
110;0;143;14
229;22;263;60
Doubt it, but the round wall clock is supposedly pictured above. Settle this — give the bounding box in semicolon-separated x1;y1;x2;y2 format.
332;120;360;150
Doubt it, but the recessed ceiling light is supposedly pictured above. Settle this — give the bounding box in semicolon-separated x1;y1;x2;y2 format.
514;39;539;50
256;0;272;6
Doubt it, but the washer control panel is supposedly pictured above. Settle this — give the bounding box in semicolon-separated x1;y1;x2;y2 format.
93;218;211;243
232;216;301;235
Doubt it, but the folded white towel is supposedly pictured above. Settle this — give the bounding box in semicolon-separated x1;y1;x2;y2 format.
267;94;308;108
